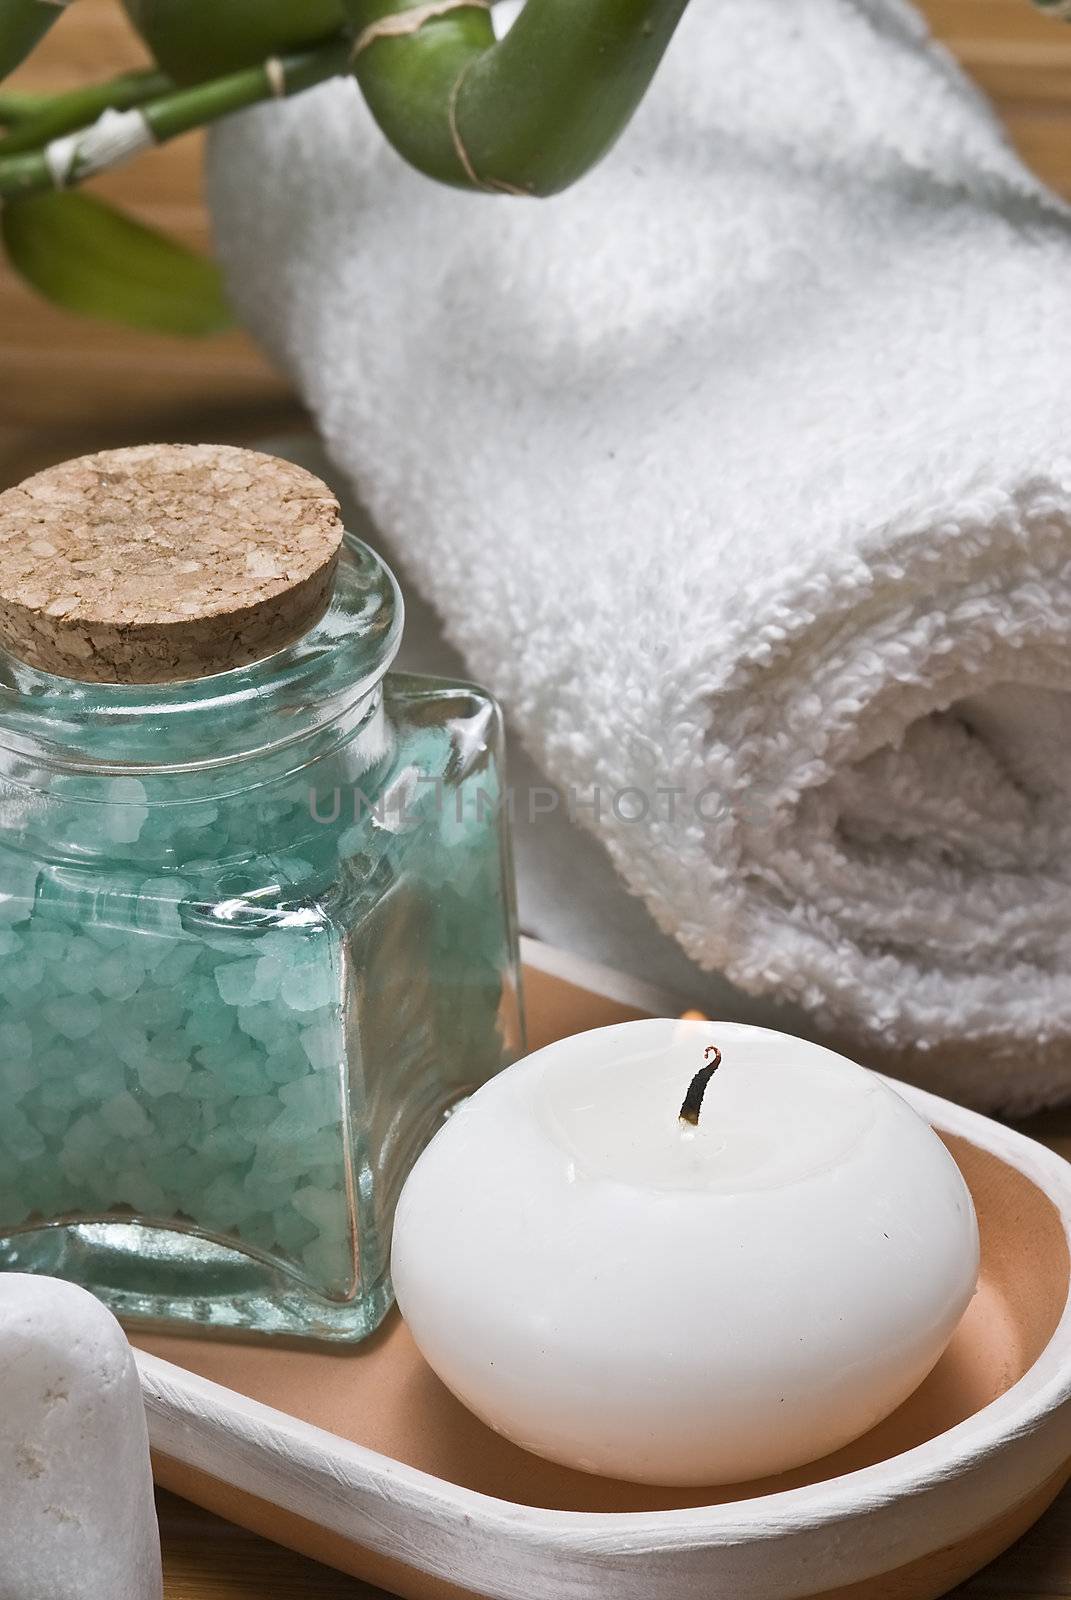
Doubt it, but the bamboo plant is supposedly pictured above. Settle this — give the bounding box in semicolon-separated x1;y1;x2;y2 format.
0;0;689;332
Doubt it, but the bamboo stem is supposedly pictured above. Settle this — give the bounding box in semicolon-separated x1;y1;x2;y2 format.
0;67;172;155
0;90;54;124
145;39;349;141
0;38;351;199
0;1;691;203
346;0;690;195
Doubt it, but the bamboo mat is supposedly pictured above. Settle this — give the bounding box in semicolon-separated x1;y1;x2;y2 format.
156;1492;384;1598
5;2;1071;1595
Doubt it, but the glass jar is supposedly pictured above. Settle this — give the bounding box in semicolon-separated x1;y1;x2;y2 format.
0;535;523;1340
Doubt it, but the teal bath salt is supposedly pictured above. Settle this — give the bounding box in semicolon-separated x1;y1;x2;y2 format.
0;445;522;1340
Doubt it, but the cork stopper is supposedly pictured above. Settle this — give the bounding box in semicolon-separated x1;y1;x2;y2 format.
0;444;345;683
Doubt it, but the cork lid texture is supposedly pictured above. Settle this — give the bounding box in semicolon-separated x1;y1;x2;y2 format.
0;444;345;683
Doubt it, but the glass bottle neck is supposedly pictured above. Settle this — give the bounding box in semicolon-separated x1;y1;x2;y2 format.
0;535;402;801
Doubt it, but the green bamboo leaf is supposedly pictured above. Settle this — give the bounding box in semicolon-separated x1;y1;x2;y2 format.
122;0;346;85
0;0;66;80
0;189;234;335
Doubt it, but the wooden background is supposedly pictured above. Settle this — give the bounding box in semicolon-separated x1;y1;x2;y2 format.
6;2;1071;1595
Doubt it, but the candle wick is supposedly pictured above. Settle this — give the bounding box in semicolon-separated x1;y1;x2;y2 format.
679;1045;721;1127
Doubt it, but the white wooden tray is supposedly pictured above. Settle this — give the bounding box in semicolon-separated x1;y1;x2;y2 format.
133;942;1071;1600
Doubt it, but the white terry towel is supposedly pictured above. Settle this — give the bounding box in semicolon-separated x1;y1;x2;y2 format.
209;0;1071;1110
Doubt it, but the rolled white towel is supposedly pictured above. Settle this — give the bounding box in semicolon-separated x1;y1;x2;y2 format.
209;0;1071;1108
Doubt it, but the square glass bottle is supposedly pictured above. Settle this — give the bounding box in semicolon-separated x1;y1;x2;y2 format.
0;446;523;1340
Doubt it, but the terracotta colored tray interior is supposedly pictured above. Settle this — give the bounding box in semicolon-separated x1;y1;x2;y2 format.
137;967;1071;1518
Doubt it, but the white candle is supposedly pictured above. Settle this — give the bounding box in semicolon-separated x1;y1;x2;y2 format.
392;1019;979;1486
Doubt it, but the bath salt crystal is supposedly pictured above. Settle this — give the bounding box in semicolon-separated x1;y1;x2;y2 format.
150;941;202;987
184;1070;226;1102
214;954;282;1007
272;1207;318;1255
201;1174;255;1229
102;777;149;845
292;1184;344;1235
192;1041;234;1073
43;995;102;1041
234;1003;281;1044
230;1094;280;1137
0;854;39;925
135;877;190;938
55;939;104;996
63;1111;104;1156
240;1210;279;1251
256;854;316;890
277;1071;338;1131
300;1017;340;1071
74;1057;126;1102
301;1234;352;1290
199;1124;255;1165
95;950;148;1001
126;986;184;1033
144;1028;188;1063
100;1092;151;1140
0;954;44;998
0;1020;32;1061
225;1052;271;1097
152;1094;198;1151
111;1169;169;1214
137;935;183;972
0;1055;35;1101
183;1004;235;1048
0;1273;162;1600
133;1053;192;1098
25;928;69;962
251;953;284;1000
177;802;218;831
1;1068;36;1108
83;921;128;953
260;1053;300;1089
37;1073;82;1112
303;1161;345;1195
280;954;337;1013
108;1021;152;1071
0;1106;46;1161
243;1163;294;1213
265;1018;302;1055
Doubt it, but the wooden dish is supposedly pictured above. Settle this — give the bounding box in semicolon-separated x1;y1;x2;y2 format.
134;943;1071;1600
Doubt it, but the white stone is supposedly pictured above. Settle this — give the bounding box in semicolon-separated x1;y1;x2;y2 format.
0;1274;162;1600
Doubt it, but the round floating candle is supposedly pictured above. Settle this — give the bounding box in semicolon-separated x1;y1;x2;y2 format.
392;1019;979;1486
